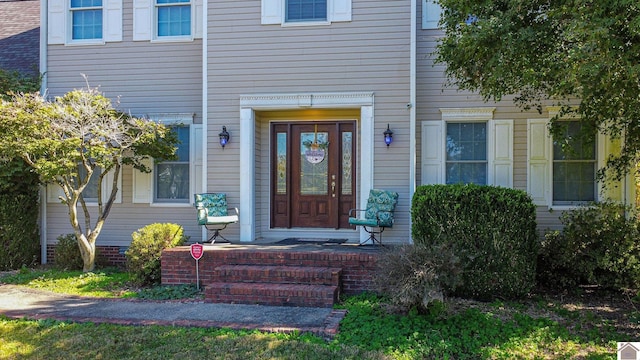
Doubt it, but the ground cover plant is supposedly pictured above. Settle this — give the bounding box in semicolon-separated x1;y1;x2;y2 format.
1;269;638;359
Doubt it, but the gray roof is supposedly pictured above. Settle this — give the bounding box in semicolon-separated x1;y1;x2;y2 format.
0;0;40;75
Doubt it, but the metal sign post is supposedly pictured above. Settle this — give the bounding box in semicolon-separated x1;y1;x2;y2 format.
190;243;204;290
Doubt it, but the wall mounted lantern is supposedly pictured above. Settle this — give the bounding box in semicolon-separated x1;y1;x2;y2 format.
383;124;394;147
219;126;230;148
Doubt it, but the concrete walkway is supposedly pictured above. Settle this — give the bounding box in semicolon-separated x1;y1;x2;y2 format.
0;285;346;338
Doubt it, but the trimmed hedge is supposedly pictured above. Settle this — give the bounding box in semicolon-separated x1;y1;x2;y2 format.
0;193;40;270
412;184;538;300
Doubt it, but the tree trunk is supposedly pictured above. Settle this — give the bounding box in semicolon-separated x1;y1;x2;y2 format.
77;232;96;272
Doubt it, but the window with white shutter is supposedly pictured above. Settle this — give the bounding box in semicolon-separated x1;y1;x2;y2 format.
262;0;351;25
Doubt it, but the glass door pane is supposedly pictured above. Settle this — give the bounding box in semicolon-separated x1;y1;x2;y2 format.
299;131;329;195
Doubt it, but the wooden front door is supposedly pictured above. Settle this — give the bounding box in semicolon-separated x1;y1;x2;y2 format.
271;122;355;229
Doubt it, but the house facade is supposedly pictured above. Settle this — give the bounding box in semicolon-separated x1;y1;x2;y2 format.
39;0;635;258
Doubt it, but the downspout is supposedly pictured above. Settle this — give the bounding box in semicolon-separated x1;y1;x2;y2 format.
39;0;48;264
408;0;417;243
201;0;208;242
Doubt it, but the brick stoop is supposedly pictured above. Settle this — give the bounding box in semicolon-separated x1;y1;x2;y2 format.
207;265;342;307
161;244;380;308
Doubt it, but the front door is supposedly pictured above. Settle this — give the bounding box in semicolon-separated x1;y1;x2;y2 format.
271;122;355;229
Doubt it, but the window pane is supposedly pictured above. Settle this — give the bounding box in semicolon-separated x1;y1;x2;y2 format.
341;131;352;195
71;0;102;8
156;164;189;200
79;166;101;200
300;132;328;195
286;0;327;22
446;162;487;185
552;121;596;204
174;126;190;161
158;5;191;36
276;132;287;194
445;122;487;185
156;125;190;202
72;9;102;40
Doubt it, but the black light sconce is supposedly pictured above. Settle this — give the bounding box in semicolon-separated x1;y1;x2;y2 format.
383;124;394;147
219;126;230;148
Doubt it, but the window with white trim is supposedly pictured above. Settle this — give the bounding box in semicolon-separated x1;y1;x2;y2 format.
155;125;190;202
261;0;351;25
71;0;103;40
132;114;202;205
78;166;102;201
422;108;513;187
156;0;191;37
446;122;487;184
286;0;327;22
552;121;597;205
48;0;122;45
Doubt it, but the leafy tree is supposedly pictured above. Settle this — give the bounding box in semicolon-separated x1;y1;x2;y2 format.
0;68;41;100
435;0;640;179
0;86;178;272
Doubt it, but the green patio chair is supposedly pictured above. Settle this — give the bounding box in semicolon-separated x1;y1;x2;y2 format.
348;189;399;245
194;193;239;243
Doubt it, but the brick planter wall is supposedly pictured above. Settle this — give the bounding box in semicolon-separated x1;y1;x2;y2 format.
46;245;127;267
161;246;380;296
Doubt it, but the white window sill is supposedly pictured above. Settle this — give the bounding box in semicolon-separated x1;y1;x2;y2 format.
149;202;192;208
151;36;194;43
65;39;106;46
281;20;331;27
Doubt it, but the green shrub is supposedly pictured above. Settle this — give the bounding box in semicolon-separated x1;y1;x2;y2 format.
412;184;538;300
53;234;83;270
374;243;463;312
125;223;188;285
538;202;640;291
0;159;41;270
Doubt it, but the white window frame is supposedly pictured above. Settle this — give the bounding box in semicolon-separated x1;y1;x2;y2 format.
155;0;192;40
527;111;618;210
261;0;351;26
132;113;201;207
48;0;122;45
422;0;442;29
70;0;103;42
421;108;513;188
133;0;203;41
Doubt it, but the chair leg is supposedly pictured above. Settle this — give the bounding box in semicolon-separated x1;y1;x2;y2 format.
359;226;385;246
204;223;230;244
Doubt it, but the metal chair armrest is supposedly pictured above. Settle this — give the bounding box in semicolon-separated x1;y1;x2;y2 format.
349;208;365;217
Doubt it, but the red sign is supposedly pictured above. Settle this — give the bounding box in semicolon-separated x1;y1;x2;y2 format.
190;243;204;261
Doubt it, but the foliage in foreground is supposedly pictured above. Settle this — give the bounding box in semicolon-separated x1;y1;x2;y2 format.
0;86;179;272
436;0;640;179
539;202;640;291
412;184;538;300
335;293;624;359
126;223;188;285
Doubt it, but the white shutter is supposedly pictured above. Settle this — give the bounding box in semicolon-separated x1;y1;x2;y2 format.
421;121;443;185
261;0;282;24
104;0;123;42
102;169;122;204
133;0;152;41
491;120;513;188
132;158;153;203
330;0;351;22
48;0;66;44
46;183;65;203
193;0;204;39
422;0;442;29
528;119;550;206
191;124;203;203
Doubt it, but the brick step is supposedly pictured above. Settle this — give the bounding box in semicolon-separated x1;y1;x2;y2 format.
205;282;339;308
214;265;342;286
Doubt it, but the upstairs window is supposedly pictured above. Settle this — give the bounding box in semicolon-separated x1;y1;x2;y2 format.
286;0;327;22
552;121;596;205
71;0;103;40
156;0;191;37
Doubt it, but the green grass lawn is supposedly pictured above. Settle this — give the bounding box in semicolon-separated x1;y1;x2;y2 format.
1;268;637;359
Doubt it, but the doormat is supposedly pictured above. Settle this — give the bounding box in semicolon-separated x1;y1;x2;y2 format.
275;238;348;245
